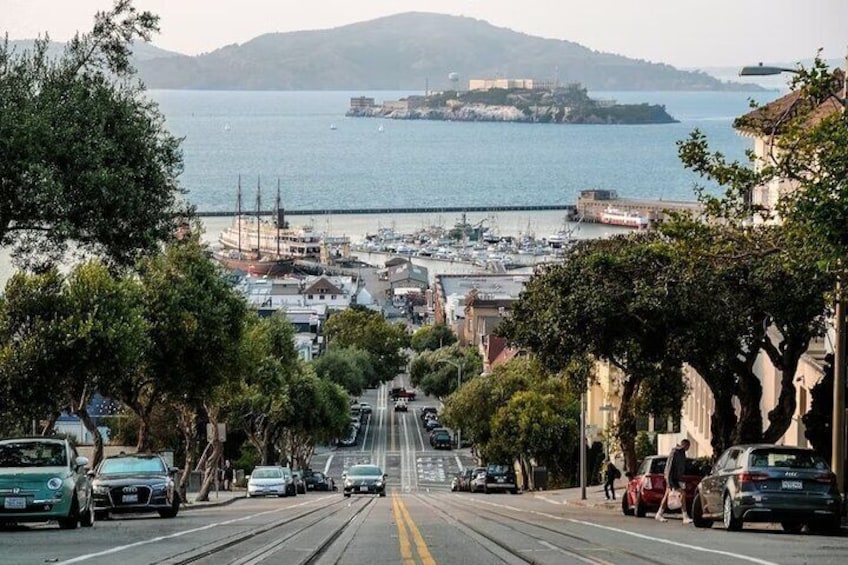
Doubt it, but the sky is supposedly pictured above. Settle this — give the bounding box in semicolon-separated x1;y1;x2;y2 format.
2;0;846;68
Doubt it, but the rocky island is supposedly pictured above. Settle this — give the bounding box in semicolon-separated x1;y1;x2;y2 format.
346;83;677;125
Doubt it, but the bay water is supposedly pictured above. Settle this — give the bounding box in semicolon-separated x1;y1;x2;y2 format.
0;88;782;286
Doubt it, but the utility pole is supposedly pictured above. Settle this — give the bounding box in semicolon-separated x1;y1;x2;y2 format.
580;391;586;500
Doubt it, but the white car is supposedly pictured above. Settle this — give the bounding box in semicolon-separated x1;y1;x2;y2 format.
247;466;294;497
394;399;408;412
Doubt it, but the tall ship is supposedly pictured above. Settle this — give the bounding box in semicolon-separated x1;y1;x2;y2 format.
212;179;295;276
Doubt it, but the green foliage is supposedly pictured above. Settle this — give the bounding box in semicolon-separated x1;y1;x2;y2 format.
409;345;482;399
323;307;408;384
410;325;457;353
635;431;658;462
312;347;371;395
0;0;189;269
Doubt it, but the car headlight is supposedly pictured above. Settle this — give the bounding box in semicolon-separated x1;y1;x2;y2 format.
344;479;353;487
47;477;63;490
151;482;168;493
93;484;109;495
375;481;383;487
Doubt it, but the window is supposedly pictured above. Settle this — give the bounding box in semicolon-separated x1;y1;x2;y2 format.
320;295;325;300
308;294;314;300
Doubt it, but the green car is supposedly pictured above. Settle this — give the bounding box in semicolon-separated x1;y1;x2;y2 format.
0;437;95;529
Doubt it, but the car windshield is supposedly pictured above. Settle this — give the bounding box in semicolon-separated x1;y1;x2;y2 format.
252;468;283;479
487;465;510;474
646;457;700;475
349;465;382;477
0;441;67;467
748;449;829;470
99;457;166;475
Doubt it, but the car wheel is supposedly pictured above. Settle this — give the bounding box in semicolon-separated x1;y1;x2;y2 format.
344;493;351;498
379;491;386;497
58;497;80;530
79;500;95;528
807;517;841;535
159;494;180;518
722;494;743;531
621;493;634;516
635;493;647;518
511;488;519;495
692;494;713;529
94;510;109;521
781;521;804;534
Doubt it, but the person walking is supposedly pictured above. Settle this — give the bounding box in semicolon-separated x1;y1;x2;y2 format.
655;438;691;524
603;459;620;500
223;460;234;491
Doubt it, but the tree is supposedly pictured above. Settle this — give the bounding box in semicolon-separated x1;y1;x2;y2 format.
323;307;408;384
410;325;457;352
803;354;835;461
500;235;688;472
409;345;482;399
0;0;188;269
312;347;370;396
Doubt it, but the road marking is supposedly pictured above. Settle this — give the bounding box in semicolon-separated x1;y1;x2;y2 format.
465;497;779;565
394;494;437;565
454;455;464;472
56;496;335;564
392;493;416;564
323;454;334;475
360;412;371;452
538;540;607;565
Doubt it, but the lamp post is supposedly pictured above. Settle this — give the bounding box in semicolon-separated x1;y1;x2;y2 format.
740;60;848;493
580;392;587;500
438;358;463;449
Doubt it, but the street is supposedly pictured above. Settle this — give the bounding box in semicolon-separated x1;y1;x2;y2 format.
2;380;846;565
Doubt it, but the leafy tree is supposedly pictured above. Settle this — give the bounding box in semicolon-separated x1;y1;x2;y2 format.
410;325;457;352
409;345;482;398
0;0;188;269
802;354;836;461
500;236;688;471
323;307;408;384
312;347;371;396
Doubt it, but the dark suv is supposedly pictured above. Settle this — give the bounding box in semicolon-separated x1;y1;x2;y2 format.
692;444;842;533
484;463;519;494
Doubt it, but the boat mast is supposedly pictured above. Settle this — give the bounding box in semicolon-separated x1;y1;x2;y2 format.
276;178;282;257
236;175;242;255
256;177;261;257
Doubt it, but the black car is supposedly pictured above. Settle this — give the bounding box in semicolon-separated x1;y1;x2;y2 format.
431;430;452;450
343;464;386;497
90;453;180;519
484;463;519;494
692;444;842;533
304;470;335;491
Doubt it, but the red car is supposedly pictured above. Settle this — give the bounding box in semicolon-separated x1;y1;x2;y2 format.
621;455;705;517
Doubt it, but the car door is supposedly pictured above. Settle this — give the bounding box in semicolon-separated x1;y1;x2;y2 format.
709;448;741;514
69;444;91;511
700;449;729;515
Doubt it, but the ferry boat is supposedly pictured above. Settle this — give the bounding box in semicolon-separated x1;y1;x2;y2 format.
598;207;650;229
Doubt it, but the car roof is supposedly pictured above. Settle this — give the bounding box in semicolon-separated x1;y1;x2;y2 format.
0;437;67;444
104;453;163;460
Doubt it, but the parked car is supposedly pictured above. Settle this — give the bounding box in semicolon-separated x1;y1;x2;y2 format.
359;403;372;415
247;466;295;498
454;468;475;492
691;444;842;533
338;429;357;447
394;398;409;412
304;470;335;491
91;453;180;519
424;418;442;432
342;464;387;497
431;430;452;450
470;467;487;493
419;407;438;422
484;463;519;494
0;437;94;529
621;455;704;517
291;469;307;494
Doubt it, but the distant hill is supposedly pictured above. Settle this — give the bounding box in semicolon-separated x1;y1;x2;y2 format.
127;12;760;92
5;39;182;62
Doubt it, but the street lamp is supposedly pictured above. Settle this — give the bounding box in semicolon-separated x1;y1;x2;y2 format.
438;358;463;449
740;60;847;494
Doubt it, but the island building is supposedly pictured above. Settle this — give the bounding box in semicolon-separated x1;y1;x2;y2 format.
468;78;556;91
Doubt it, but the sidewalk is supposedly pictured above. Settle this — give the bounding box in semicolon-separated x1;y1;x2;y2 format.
182;487;246;510
529;478;628;510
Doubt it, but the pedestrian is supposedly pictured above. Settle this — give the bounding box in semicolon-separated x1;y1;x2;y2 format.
603;459;620;500
223;459;234;491
655;438;692;524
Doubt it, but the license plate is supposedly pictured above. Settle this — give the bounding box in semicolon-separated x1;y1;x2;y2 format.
781;480;803;490
3;497;26;509
359;486;369;492
497;478;505;483
123;494;139;503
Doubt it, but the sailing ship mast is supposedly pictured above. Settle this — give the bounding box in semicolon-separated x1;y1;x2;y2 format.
276;178;282;257
255;177;261;258
236;175;242;256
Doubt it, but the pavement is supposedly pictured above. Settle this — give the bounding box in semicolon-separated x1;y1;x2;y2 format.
181;487;246;510
529;478;627;510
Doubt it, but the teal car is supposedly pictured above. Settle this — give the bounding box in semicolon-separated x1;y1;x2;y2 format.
0;437;95;529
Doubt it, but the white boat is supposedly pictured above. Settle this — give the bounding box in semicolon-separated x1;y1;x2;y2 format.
330;124;337;130
377;124;385;133
598;207;650;229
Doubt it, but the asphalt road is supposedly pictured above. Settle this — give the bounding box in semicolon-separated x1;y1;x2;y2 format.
3;380;846;565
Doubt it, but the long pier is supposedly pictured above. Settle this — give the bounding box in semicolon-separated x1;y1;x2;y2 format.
196;204;577;217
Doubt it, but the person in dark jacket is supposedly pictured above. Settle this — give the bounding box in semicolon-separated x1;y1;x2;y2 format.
603;459;620;500
655;438;691;523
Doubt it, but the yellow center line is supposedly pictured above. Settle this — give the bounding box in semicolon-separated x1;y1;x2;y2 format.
392;493;415;564
391;394;397;452
396;494;437;565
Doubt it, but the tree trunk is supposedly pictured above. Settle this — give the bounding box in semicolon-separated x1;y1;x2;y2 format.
196;405;222;502
617;379;639;473
41;411;60;436
135;402;153;452
176;404;197;501
76;407;104;469
710;390;737;458
762;338;805;443
734;371;764;444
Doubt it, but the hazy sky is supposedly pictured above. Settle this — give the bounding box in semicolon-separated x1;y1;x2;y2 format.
3;0;845;68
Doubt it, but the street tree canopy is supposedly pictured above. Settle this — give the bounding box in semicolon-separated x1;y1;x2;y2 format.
0;0;188;269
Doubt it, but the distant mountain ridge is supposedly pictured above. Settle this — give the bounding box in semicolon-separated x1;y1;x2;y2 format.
9;13;767;91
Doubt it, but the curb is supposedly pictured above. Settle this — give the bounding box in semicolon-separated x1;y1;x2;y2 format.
181;495;245;511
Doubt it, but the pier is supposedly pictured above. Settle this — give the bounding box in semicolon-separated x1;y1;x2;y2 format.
196;204;577;217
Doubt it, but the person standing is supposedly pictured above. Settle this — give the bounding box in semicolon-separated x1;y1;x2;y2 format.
655;438;691;523
603;459;620;500
223;459;234;491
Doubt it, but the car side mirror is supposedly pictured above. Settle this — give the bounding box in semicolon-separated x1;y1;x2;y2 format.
341;472;347;478
86;469;96;478
169;466;179;475
383;474;388;480
75;456;89;470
